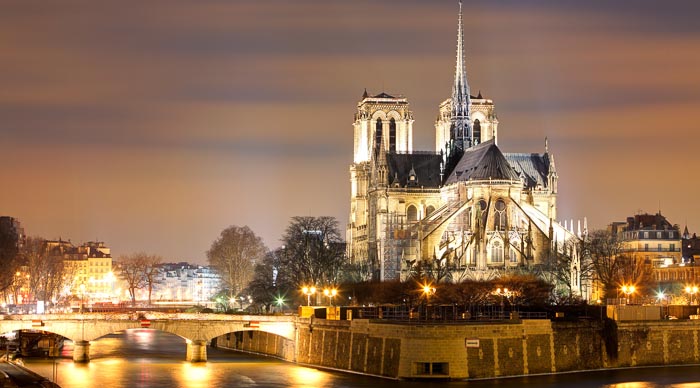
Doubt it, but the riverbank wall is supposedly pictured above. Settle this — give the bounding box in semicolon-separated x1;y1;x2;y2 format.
214;318;700;380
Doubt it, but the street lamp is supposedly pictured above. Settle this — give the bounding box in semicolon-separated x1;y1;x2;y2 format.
422;284;436;303
421;283;436;321
494;288;512;316
656;291;668;318
302;286;316;306
323;288;337;306
79;283;86;314
685;286;698;305
621;285;635;305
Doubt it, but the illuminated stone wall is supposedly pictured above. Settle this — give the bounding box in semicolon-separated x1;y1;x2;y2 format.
213;318;700;380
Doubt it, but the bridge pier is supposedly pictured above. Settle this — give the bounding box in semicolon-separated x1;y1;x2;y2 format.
186;340;207;362
73;340;90;363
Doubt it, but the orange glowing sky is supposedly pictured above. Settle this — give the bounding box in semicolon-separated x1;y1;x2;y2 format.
2;1;699;262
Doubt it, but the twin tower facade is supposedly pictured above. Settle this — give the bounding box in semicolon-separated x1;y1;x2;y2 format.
347;2;584;293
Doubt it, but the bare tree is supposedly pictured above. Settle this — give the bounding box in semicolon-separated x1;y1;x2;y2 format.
207;225;267;299
542;237;593;301
117;253;147;306
142;254;163;305
0;220;22;296
244;249;293;312
588;229;623;300
280;216;346;288
22;237;67;304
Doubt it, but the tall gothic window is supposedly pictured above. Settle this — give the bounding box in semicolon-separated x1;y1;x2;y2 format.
478;199;488;226
425;205;435;218
494;199;507;231
389;118;397;152
407;205;418;223
490;240;504;263
375;119;383;155
509;247;518;264
473;119;481;144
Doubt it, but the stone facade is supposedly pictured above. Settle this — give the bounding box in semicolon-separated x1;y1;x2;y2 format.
216;317;700;381
346;2;585;296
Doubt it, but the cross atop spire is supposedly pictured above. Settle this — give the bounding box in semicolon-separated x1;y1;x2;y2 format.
450;0;472;152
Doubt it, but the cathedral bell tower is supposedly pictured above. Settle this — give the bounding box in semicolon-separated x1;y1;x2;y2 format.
352;90;413;164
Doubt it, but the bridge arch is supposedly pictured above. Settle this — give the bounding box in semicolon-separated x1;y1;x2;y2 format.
0;314;297;363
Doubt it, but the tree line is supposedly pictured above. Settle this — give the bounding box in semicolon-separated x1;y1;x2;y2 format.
210;217;665;311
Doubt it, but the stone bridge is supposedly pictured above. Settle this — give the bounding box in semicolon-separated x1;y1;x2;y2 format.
0;313;297;363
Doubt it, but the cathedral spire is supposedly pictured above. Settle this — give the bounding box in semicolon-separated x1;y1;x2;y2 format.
450;0;472;151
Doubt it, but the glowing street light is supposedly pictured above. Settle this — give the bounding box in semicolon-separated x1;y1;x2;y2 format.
275;296;286;312
422;284;436;303
685;286;698;305
323;288;337;306
621;285;635;305
494;287;513;314
302;286;316;306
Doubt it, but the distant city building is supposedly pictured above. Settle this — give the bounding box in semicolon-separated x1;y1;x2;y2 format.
0;216;25;254
682;227;700;263
611;213;682;267
54;240;114;299
611;213;692;285
346;2;585;298
151;262;220;305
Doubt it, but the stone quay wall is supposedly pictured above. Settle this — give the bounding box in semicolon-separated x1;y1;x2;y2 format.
213;318;700;380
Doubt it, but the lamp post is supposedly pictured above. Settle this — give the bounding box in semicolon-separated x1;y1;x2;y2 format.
494;288;511;317
621;285;635;305
422;284;436;320
685;286;698;305
323;288;337;306
302;286;316;306
656;291;667;318
79;283;86;314
422;284;436;303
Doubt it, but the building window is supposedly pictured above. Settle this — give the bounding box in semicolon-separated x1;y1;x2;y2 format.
478;199;488;226
644;232;649;239
473;119;481;144
407;205;418;222
657;232;662;239
509;248;518;263
494;199;506;231
389;118;397;152
645;244;649;252
490;240;504;263
375;119;383;155
658;243;662;252
426;205;435;218
671;243;675;252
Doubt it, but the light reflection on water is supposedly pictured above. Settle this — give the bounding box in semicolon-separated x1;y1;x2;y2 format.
21;330;700;388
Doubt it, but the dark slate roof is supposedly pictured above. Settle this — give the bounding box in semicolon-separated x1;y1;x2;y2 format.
504;153;551;189
373;92;395;99
445;140;520;184
386;152;443;188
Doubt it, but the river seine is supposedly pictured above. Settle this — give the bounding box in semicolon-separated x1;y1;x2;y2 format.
22;329;700;387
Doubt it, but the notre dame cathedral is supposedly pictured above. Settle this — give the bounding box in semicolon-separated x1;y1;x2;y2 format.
346;2;586;296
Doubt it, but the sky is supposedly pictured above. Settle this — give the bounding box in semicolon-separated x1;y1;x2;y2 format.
2;0;700;263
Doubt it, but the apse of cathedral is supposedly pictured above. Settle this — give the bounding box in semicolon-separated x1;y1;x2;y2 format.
347;2;585;294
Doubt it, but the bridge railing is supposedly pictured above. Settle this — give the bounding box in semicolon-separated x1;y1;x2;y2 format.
344;305;549;324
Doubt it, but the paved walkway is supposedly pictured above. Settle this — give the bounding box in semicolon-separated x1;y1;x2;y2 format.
0;361;58;387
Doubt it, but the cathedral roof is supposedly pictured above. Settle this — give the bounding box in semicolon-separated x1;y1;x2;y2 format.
386;152;443;188
373;92;396;99
504;153;551;189
444;139;520;184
